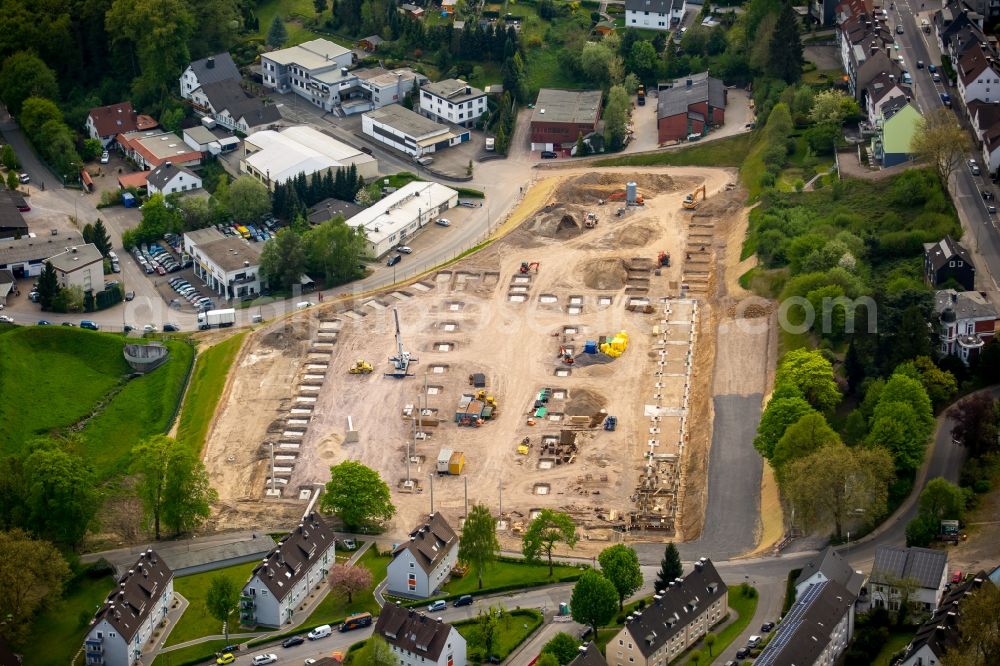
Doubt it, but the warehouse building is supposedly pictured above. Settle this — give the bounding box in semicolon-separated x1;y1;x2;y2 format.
183;228;263;300
0;233;85;278
346;180;458;257
362;104;470;158
529;89;603;152
657;72;727;143
240;125;378;190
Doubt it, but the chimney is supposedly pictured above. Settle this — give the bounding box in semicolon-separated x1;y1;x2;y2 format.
207;56;215;69
465;86;471;94
165;161;172;168
686;79;693;87
341;67;348;76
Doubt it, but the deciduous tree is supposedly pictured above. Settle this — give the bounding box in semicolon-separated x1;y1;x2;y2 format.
753;394;816;460
0;52;59;115
919;478;968;523
949;394;999;458
603;84;630;151
260;228;307;291
541;632;580;664
228;175;271;224
132;435;216;539
459;504;500;590
319;460;395;529
655;542;682;592
570;570;618;638
23;440;98;547
774;349;841;412
327;563;372;603
0;529;70;644
913;108;971;185
772;412;841;475
809;89;859;126
205;574;240;643
361;636;399;666
941;582;1000;666
522;509;578;576
598;544;642;610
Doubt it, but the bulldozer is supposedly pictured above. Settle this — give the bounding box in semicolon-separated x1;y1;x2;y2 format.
682;184;707;210
519;261;540;274
349;359;374;374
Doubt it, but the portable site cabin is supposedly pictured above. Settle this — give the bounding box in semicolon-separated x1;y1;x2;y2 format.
455;399;485;424
436;449;465;474
470;372;486;388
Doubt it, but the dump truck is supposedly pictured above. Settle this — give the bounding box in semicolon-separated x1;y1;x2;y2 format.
197;308;236;330
436;449;465;475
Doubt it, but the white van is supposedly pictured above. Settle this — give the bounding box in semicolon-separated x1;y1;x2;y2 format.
296;301;313;310
307;624;332;640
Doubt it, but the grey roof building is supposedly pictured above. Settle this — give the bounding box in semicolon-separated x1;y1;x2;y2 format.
386;512;460;598
870;546;950;612
186;53;240;88
0;233;85;278
373;603;467;666
898;572;992;666
657;72;727;142
754;579;856;666
569;642;608;666
924;235;976;291
307;197;364;225
794;546;865;599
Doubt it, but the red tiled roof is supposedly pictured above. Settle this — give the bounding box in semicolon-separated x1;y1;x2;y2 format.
118;171;151;189
89;102;140;137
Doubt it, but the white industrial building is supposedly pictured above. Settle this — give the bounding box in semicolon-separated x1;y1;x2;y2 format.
47;243;105;293
240;125;378;190
362;104;470;158
261;38;354;108
183;228;264;301
0;233;85;278
347;181;458;258
419;78;487;128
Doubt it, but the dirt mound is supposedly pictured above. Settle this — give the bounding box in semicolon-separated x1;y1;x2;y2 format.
581;258;628;290
524;202;591;238
566;388;606;416
726;301;774;319
614;221;657;247
259;319;311;350
556;172;677;202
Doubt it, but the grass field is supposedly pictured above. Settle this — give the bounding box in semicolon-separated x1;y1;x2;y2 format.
0;328;192;477
27;566;116;666
175;332;246;455
873;630;913;666
455;608;543;662
692;588;759;665
165;561;260;646
594;133;754;168
303;546;391;626
155;639;233;666
438;559;584;598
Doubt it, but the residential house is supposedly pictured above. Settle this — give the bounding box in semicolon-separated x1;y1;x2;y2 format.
240;125;378;190
348;67;429;115
839;9;896;98
657;72;727;143
240;512;336;627
899;572;993;666
399;3;425;19
146;162;202;197
116;131;203;171
386;512;459;598
0;232;85;278
362;104;470;159
419;79;487;128
794;546;866;601
872;97;921;166
373;603;467;666
261;38;354;109
47;243;104;293
869;546;949;612
182;126;240;156
754;579;857;666
194;79;282;134
530;89;603;152
625;0;686;30
85;102;157;148
924;235;976;291
934;289;998;363
863;71;911;122
569;643;608;666
606;558;728;666
83;549;173;666
853;51;903;102
957;41;1000;103
179;53;240;101
966;99;1000;140
982;124;1000;173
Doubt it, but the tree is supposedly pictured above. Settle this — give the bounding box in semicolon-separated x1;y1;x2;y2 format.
570;570;618;638
941;582;1000;666
541;632;580;665
267;15;289;48
477;604;505;659
303;217;368;286
603;84;630;151
1;144;18;171
315;0;328;13
629;40;658;81
5;171;17;192
327;563;373;603
459;504;500;590
866;373;935;472
36;261;59;311
809;89;859;126
0;529;70;644
319;460;395;529
949;394;999;458
0;52;59;116
19;96;63;139
919;477;967;523
705;632;717;657
132;435;216;538
782;443;895;539
768;2;803;82
905;512;939;548
260;228;307;291
772;412;842;475
23;441;99;547
753;395;816;460
580;42;614;84
228;175;271;224
92;219;112;256
899;356;957;410
655;542;683;592
536;655;560;666
913;108;971;185
359;636;399;666
81;138;103;162
774;349;842;412
522;509;578;576
205;574;240;643
598;544;642;610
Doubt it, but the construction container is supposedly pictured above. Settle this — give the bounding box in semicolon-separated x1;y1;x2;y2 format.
626;182;638;205
448;451;465;474
455;400;485;424
584;340;598;354
482;405;494;420
534;406;548;418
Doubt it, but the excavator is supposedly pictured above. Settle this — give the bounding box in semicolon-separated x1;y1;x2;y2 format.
682;185;706;210
349;359;373;374
519;261;540;274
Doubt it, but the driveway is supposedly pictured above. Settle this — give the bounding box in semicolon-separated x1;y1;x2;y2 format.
0;103;56;190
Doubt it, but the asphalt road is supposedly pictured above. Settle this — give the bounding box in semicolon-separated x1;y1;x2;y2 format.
0;105;55;191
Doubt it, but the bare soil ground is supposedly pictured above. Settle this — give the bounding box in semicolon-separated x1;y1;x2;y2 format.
202;167;751;551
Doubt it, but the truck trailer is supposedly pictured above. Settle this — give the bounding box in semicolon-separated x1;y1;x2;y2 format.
197;308;236;330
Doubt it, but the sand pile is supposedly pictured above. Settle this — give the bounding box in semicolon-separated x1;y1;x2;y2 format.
581;258;628;290
259;319;312;350
566;388;607;416
614;221;657;248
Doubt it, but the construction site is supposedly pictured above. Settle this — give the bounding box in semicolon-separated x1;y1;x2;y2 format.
202;166;749;551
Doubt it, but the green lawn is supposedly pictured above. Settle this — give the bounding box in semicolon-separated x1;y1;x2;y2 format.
165;561;260;646
594;133;754;169
81;339;194;475
873;630;914;666
174;332;246;455
688;588;759;664
26;566;116;666
435;559;584;598
253;0;354;49
154;639;233;666
455;609;544;662
302;546;391;627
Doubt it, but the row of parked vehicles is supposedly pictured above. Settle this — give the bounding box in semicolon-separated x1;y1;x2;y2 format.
217;216;280;243
169;277;215;312
134;242;186;275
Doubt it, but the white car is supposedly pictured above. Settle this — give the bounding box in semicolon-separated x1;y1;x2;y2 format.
143;324;157;333
0;315;14;324
396;245;413;254
18;173;29;184
100;151;110;164
251;655;278;666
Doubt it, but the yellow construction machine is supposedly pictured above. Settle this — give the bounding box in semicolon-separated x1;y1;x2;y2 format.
682;184;706;210
349;359;374;374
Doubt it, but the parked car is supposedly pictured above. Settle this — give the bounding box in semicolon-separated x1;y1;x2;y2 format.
163;323;180;332
281;636;305;648
735;647;750;659
747;635;762;648
436;218;451;226
100;151;110;164
917;60;924;68
251;655;277;666
428;600;447;612
453;595;473;607
396;245;413;254
37;320;51;325
307;624;332;640
540;150;558;159
929;64;937;72
18;173;29;184
387;254;402;267
62;322;75;327
761;621;776;633
143;324;157;333
80;320;100;330
215;655;235;665
341;538;357;550
0;315;13;324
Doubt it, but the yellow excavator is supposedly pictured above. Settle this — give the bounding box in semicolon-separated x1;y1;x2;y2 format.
682;185;707;210
349;359;374;374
